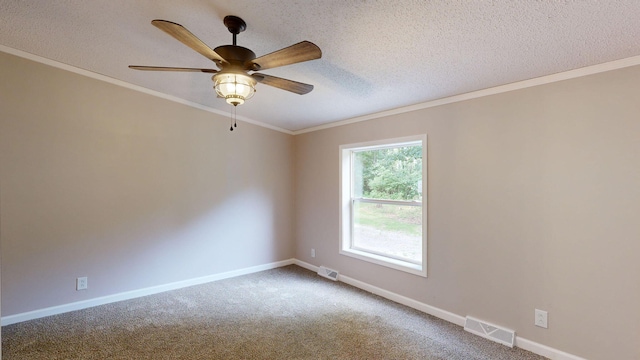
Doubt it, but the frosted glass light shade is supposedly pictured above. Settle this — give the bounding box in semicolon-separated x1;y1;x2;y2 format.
213;73;256;106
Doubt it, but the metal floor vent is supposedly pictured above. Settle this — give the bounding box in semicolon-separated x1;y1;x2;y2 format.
317;266;339;281
464;316;515;348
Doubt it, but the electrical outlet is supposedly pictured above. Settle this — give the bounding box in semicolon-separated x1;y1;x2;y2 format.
76;277;88;291
535;309;548;328
311;248;316;258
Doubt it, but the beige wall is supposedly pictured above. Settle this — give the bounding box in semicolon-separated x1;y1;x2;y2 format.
2;48;640;360
0;52;295;316
294;66;640;360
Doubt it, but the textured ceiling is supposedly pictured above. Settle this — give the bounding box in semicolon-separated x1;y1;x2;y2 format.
2;1;640;132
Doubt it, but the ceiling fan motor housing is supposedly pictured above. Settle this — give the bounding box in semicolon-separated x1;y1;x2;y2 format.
214;45;256;68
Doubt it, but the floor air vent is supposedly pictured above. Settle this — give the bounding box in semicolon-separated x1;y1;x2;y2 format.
464;316;515;348
317;266;339;281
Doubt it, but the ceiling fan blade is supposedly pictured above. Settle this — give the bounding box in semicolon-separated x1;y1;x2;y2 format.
129;65;218;73
249;41;321;71
252;73;314;95
151;20;227;64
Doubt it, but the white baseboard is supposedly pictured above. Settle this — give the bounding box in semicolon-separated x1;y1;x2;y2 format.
342;272;466;326
293;259;586;360
1;259;295;326
515;337;587;360
2;258;586;360
293;258;320;273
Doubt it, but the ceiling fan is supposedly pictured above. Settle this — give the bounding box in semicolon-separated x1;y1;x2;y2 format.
129;16;322;108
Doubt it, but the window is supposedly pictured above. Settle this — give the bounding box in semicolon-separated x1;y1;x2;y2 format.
339;135;427;276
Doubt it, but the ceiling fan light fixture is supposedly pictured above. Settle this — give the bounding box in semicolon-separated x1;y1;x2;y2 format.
213;73;256;106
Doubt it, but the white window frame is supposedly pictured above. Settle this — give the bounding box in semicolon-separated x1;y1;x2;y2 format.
339;135;427;277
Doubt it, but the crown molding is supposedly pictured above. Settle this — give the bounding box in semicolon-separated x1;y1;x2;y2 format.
0;45;294;135
292;55;640;135
4;44;639;137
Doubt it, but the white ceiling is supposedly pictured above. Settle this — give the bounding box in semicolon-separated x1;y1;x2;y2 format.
2;1;640;132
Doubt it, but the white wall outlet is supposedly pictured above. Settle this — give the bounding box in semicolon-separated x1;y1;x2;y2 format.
535;309;548;328
76;277;88;291
311;248;316;258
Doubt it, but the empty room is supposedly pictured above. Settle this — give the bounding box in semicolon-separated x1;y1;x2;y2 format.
1;1;639;359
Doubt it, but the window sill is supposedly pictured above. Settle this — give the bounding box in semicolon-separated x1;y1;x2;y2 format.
339;248;427;277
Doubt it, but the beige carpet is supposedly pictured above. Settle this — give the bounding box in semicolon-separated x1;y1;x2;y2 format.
2;265;547;359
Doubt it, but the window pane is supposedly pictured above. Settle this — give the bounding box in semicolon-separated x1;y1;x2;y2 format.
352;201;422;263
353;145;422;201
340;136;426;276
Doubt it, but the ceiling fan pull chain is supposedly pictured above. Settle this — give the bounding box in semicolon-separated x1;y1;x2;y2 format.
229;106;238;131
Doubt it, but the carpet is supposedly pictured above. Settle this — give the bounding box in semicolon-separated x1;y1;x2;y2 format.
2;265;547;359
